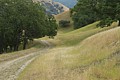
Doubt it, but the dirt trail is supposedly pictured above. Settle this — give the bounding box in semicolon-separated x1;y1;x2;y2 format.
0;40;51;80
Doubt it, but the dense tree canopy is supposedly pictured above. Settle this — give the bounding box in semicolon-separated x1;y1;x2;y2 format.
97;0;120;26
71;0;98;29
72;0;120;29
0;0;57;53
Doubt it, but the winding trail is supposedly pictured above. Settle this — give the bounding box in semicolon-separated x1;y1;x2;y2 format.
0;40;51;80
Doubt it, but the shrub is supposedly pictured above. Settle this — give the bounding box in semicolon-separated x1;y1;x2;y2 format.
59;20;70;27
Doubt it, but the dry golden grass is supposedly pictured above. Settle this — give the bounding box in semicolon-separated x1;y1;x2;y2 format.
17;10;120;80
78;27;120;80
1;8;119;80
17;47;84;80
18;25;120;80
54;10;71;22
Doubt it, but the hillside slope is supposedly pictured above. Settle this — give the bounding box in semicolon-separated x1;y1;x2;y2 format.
54;11;74;33
17;12;120;80
33;0;69;15
55;10;71;22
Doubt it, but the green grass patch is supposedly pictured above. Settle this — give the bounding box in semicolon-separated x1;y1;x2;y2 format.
50;21;117;46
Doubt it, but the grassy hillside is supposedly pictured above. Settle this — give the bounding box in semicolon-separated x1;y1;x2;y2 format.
53;11;118;46
17;11;120;80
48;21;118;46
55;11;72;22
54;10;74;33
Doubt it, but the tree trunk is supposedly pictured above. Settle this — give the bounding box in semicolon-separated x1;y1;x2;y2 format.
10;46;13;52
16;45;19;51
0;46;3;54
0;49;3;54
23;42;26;50
23;37;27;50
118;21;120;26
14;45;17;51
14;45;19;51
5;47;7;53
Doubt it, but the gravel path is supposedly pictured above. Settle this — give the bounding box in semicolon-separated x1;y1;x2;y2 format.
0;40;51;80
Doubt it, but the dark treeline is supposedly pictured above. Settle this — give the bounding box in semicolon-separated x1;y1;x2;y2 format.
71;0;120;29
0;0;57;54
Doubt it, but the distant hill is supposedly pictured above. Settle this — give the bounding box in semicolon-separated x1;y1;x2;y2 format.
54;11;71;22
33;0;69;15
53;0;77;8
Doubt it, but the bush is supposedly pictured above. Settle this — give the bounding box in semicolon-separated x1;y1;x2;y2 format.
59;20;70;27
72;13;95;29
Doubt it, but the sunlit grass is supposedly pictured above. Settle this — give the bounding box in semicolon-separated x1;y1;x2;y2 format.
18;11;120;80
54;10;72;22
18;24;120;80
0;9;119;80
67;27;120;65
48;21;117;47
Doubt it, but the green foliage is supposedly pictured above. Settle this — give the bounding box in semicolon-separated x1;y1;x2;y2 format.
46;15;58;38
72;0;98;29
0;0;57;53
72;0;120;28
59;20;70;27
96;0;120;26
